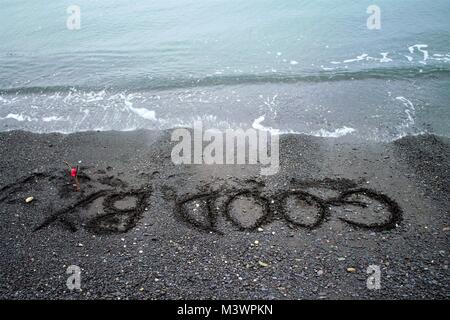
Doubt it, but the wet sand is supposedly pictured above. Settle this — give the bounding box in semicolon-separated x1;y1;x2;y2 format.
0;130;448;299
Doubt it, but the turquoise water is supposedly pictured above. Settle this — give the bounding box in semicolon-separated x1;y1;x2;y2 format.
0;0;449;140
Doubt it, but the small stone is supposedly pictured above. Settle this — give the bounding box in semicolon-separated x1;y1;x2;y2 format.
139;287;144;291
25;197;34;203
77;243;84;247
257;227;264;232
254;240;260;245
258;261;269;267
443;227;450;232
346;267;356;273
337;257;346;261
317;270;324;276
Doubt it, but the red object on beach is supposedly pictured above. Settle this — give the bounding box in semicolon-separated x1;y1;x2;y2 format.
71;167;78;177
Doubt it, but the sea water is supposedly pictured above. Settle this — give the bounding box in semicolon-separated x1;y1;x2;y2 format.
0;0;449;141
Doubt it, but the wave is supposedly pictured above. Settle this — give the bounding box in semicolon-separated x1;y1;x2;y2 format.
1;65;450;94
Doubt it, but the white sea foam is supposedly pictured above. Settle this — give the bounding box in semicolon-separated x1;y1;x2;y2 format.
408;44;429;61
322;45;450;69
310;126;356;138
252;115;283;134
321;65;336;71
0;113;37;122
394;96;417;139
252;115;356;138
395;96;416;126
343;54;368;63
379;52;393;63
42;116;65;122
128;106;157;121
124;96;157;121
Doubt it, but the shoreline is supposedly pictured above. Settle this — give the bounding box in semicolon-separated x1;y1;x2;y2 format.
0;130;448;299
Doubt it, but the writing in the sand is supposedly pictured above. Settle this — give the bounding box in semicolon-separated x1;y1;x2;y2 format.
0;171;402;235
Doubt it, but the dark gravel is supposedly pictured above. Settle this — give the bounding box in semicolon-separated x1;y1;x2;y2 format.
0;130;448;299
